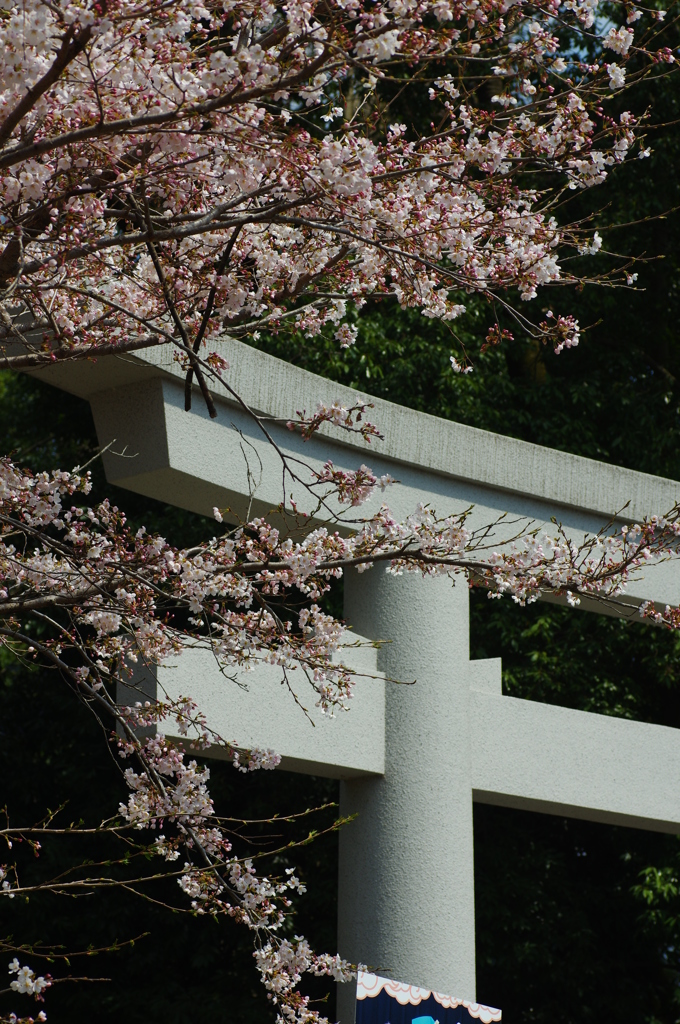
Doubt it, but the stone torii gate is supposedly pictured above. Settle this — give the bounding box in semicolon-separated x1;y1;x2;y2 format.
30;338;680;1018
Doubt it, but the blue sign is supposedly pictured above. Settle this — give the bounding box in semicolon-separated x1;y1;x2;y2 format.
355;972;501;1024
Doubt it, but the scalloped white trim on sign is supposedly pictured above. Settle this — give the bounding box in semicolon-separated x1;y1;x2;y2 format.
355;972;501;1024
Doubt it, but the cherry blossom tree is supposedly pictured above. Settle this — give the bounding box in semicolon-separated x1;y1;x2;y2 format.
0;0;675;380
0;0;679;1020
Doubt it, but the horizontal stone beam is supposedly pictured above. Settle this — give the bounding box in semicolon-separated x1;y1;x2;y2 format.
28;336;680;525
121;645;680;835
120;638;386;779
84;373;680;612
470;690;680;833
25;336;680;609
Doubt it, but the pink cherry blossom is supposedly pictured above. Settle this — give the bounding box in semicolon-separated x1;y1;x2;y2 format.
0;1;677;1018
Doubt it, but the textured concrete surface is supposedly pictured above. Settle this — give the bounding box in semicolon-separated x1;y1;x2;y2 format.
29;336;680;525
338;570;478;1007
29;337;680;520
31;331;666;611
470;690;680;833
122;639;680;829
157;638;386;778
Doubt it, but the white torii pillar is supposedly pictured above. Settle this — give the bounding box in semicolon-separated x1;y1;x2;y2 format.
338;571;477;1013
27;337;680;1018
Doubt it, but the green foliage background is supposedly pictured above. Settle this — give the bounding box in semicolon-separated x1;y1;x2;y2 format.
5;56;680;1024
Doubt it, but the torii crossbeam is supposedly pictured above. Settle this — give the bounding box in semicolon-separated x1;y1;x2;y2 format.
29;339;680;1018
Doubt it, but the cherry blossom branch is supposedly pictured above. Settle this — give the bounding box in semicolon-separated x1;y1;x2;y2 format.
0;2;678;1018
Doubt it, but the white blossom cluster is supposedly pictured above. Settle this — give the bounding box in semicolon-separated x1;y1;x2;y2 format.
0;866;14;898
7;962;50;999
0;0;672;380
